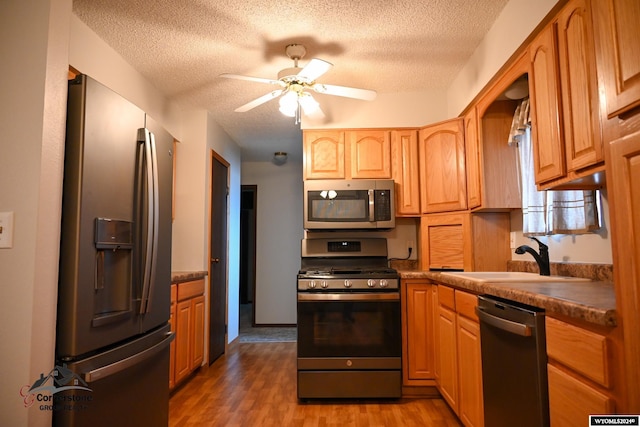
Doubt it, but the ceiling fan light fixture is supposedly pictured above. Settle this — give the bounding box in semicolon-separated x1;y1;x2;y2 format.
299;92;319;115
278;91;298;117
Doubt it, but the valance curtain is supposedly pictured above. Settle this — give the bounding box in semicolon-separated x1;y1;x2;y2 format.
509;98;601;236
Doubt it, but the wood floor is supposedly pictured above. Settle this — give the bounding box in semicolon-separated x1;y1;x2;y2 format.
169;342;461;426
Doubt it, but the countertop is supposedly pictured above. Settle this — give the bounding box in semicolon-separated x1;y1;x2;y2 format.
399;270;617;327
171;271;207;284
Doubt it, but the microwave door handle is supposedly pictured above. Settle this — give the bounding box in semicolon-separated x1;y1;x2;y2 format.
368;189;375;221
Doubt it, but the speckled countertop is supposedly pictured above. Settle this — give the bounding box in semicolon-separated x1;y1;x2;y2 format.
171;271;207;284
398;263;616;327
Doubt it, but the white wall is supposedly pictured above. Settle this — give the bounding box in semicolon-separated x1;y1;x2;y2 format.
241;161;304;324
68;17;182;138
302;89;450;130
0;0;71;425
447;0;559;117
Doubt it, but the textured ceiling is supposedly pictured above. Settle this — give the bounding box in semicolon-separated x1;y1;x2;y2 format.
72;0;509;162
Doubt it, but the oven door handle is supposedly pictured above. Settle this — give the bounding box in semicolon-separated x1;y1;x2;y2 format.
298;293;400;302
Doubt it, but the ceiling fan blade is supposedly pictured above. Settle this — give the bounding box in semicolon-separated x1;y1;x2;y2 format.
235;90;283;112
220;73;284;87
297;58;333;82
312;83;377;101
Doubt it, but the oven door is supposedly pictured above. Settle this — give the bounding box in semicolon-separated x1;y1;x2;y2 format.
297;292;401;359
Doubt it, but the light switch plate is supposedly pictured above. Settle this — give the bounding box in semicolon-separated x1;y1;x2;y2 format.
0;211;14;249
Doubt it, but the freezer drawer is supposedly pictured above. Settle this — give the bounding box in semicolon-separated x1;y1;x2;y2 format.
53;324;173;427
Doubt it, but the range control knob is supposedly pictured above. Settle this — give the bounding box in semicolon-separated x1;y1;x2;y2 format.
309;280;317;289
380;279;389;288
321;280;329;289
344;279;353;288
367;279;376;288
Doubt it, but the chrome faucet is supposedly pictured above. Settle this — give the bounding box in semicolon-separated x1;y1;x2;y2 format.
515;237;550;276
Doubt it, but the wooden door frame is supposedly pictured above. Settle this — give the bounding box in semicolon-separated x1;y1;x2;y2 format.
208;149;230;361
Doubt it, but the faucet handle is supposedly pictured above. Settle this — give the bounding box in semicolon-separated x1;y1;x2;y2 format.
529;237;548;253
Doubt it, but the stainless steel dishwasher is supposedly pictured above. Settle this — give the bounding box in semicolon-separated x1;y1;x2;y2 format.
476;295;549;427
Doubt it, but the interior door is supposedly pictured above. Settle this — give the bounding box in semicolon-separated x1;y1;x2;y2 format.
209;152;228;364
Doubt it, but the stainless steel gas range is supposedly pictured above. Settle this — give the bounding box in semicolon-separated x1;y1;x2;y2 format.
296;237;401;400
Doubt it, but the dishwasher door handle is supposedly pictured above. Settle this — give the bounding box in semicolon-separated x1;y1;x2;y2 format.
475;307;532;337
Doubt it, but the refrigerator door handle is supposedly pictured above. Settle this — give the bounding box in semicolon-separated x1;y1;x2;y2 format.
82;331;174;383
138;128;159;314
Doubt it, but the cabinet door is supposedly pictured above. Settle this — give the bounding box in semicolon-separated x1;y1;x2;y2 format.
529;23;566;184
548;364;614;426
190;295;205;370
609;128;640;407
303;130;345;179
348;130;392;179
403;282;435;382
591;0;640;117
436;303;458;412
419;118;467;213
557;0;603;171
420;213;471;271
391;130;421;216
457;315;484;427
464;108;481;210
174;299;192;385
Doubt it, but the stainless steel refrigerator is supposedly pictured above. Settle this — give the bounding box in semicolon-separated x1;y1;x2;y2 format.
54;74;174;426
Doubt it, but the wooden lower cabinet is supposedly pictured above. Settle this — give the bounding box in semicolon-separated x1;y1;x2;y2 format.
171;279;206;389
402;280;436;388
546;316;617;426
455;292;483;427
169;284;177;389
435;285;484;427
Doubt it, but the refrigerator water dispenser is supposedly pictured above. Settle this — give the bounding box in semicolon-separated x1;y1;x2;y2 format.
93;218;133;326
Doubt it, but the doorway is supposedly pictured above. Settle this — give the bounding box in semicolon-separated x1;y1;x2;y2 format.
240;185;257;329
209;151;228;365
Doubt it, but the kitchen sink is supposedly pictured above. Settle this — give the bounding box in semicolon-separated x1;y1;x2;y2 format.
439;271;590;282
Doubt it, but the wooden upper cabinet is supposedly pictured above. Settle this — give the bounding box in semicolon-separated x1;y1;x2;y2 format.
473;52;527;211
529;23;566;184
303;130;345;179
347;130;392;179
556;0;603;172
391;130;421;216
419;118;467;213
591;0;640;118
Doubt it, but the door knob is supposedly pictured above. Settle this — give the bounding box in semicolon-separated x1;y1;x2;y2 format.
211;257;220;263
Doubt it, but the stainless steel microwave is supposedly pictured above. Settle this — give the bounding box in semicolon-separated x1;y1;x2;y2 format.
303;179;395;230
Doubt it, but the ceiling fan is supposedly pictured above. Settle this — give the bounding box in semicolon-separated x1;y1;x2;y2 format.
220;44;377;121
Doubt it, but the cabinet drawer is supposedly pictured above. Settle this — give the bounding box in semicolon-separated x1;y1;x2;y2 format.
171;284;177;303
454;290;478;321
177;279;205;301
546;317;610;388
438;285;455;311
